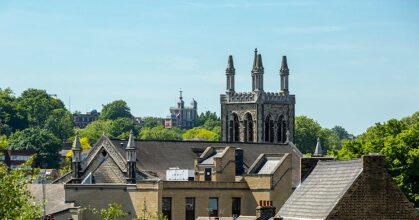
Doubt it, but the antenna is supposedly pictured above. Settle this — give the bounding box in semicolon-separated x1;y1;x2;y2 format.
179;89;183;100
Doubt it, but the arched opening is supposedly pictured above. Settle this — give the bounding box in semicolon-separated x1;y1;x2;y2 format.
244;113;254;142
264;115;274;143
229;113;240;142
277;115;287;143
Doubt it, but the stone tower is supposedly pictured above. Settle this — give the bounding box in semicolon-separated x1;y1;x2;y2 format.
220;49;296;143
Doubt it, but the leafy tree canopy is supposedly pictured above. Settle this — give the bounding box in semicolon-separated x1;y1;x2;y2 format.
183;128;219;141
17;89;65;127
0;88;27;135
195;111;219;127
142;117;160;129
108;117;140;139
78;120;112;145
8;127;61;168
44;108;74;140
100;100;132;120
0;159;41;219
330;111;419;206
140;125;182;140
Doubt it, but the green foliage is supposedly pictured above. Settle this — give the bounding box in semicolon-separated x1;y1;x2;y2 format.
44;108;74;140
90;203;128;220
0;135;7;149
142;117;160;128
295;116;352;154
8;127;61;168
17;89;65;127
0;88;27;135
100;100;132;120
108;118;140;139
331;112;419;206
0;159;42;219
140;125;182;140
78;120;112;144
195;111;219;127
183;128;220;141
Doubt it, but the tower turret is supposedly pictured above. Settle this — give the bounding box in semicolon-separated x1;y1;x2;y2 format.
280;56;289;94
226;55;235;94
125;130;137;184
71;130;82;183
252;50;264;92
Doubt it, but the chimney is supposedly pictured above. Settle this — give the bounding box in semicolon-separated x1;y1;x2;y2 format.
235;148;244;175
256;200;276;220
362;153;385;174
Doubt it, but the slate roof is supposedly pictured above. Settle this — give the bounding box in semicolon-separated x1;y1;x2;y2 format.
278;159;362;219
28;184;74;215
109;139;303;186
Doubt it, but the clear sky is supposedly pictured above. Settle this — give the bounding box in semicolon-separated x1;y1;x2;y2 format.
1;0;418;135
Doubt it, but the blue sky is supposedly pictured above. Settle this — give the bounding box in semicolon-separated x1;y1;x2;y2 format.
1;0;418;135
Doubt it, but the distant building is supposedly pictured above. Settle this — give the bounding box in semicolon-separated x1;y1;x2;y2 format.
73;110;100;128
165;91;197;129
0;149;34;169
221;49;295;143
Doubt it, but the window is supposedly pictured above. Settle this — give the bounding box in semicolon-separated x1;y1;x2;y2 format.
244;113;253;142
185;198;195;220
204;168;212;181
232;197;241;218
162;197;172;220
11;155;29;161
208;197;218;217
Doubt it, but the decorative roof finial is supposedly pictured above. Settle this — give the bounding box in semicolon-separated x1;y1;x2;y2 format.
226;55;235;74
280;55;289;72
252;48;258;69
313;137;324;157
72;129;82;150
125;130;136;150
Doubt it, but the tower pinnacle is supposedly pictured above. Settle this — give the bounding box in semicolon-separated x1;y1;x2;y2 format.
280;56;289;72
226;55;235;74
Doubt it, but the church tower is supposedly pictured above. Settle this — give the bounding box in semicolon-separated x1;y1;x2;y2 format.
220;49;296;143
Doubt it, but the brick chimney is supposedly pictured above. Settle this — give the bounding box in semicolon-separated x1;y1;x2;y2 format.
362;153;385;174
256;200;276;220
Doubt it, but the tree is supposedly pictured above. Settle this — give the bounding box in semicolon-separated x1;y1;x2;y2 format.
65;137;91;157
331;112;419;206
17;89;65;127
0;88;27;135
331;125;353;140
0;135;7;149
8;127;61;168
0;159;41;219
295;116;323;153
90;203;128;220
108;118;140;139
100;100;132;120
194;111;219;127
78;120;112;145
44;108;74;140
142;117;159;129
183;128;219;141
140;125;182;140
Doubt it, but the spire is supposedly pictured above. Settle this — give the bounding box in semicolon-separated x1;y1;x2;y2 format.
125;130;136;150
226;55;235;74
280;56;289;73
252;48;258;69
256;54;264;69
72;130;82;151
313;137;324;157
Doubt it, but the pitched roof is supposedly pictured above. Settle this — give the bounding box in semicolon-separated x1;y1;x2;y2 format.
109;139;303;186
28;184;74;215
278;159;362;219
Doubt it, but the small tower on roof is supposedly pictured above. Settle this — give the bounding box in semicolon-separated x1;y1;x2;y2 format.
251;48;264;92
280;56;290;94
313;137;324;157
225;55;235;94
71;130;82;183
125;130;137;184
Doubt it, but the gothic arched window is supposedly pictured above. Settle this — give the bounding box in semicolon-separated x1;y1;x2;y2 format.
244;113;254;142
264;115;274;143
229;113;240;142
277;115;287;143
